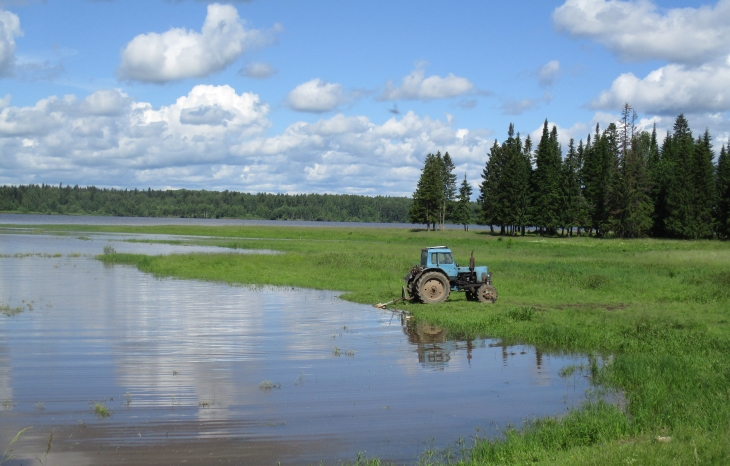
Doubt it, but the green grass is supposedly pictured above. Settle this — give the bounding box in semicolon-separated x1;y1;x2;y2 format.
92;402;111;418
6;223;730;464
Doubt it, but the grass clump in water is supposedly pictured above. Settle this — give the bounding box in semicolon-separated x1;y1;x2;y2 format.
0;303;24;317
259;380;281;391
91;402;111;418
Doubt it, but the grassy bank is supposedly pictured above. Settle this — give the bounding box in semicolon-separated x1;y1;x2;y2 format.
7;223;730;464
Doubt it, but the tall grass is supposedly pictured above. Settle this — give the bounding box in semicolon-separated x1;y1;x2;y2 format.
31;224;729;464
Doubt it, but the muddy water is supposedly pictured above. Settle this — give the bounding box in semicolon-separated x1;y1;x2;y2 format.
0;233;592;465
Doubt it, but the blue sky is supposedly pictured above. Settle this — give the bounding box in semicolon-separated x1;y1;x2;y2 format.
1;0;729;196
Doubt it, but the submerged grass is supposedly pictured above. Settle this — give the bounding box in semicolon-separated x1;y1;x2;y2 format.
10;223;730;464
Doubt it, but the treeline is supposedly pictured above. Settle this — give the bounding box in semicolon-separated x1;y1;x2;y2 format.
0;185;413;223
412;105;730;239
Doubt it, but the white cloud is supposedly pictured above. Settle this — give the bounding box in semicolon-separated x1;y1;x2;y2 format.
81;89;132;116
240;61;277;79
379;66;474;101
591;57;730;114
538;60;560;86
501;92;552;116
287;79;350;113
117;4;280;83
553;0;730;64
0;87;497;195
0;9;22;77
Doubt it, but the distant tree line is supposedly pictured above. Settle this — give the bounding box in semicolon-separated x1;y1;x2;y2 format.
411;105;730;239
0;185;412;223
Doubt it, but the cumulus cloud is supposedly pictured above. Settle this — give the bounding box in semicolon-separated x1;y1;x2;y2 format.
0;8;21;77
287;79;350;113
81;89;132;116
538;60;560;86
117;4;280;83
239;61;276;79
553;0;730;64
591;57;730;114
0;87;497;195
379;66;474;101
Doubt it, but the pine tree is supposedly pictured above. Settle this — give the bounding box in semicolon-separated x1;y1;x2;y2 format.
716;145;730;238
453;174;473;231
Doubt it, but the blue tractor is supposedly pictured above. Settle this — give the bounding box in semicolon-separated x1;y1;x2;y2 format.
402;246;497;304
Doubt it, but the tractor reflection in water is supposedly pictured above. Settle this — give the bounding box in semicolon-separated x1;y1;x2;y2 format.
401;314;548;373
400;314;486;369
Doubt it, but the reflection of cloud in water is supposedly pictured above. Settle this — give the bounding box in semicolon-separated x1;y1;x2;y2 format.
0;337;12;404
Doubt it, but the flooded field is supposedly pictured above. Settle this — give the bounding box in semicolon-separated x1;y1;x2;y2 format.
0;233;594;465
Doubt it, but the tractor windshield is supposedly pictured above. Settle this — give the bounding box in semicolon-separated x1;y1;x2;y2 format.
439;253;454;264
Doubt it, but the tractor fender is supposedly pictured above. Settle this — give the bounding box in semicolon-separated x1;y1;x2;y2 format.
404;267;450;296
417;268;450;283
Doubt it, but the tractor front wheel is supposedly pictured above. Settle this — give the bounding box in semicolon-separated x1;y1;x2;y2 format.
476;284;498;304
417;272;450;304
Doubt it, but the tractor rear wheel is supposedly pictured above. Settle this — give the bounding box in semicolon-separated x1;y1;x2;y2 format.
476;284;498;303
417;272;450;304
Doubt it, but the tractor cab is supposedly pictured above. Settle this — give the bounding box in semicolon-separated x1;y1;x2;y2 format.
420;246;458;278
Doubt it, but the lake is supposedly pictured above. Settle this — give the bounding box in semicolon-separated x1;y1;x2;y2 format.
0;231;593;465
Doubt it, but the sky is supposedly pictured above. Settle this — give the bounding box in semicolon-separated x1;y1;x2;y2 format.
1;0;729;197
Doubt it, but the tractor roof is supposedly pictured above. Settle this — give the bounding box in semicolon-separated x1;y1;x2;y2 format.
423;246;449;251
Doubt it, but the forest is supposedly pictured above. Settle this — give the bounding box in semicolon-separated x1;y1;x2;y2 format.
411;105;730;239
0;186;413;223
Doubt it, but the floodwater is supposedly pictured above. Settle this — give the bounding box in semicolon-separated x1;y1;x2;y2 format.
0;233;594;465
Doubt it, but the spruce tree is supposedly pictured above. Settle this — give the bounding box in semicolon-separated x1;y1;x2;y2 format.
561;138;581;236
654;131;676;237
409;153;444;230
583;124;616;236
454;174;473;231
665;114;698;238
517;135;534;235
692;130;716;238
716;145;730;238
575;139;590;234
607;104;652;237
532;120;562;234
440;152;457;229
479;139;507;233
498;124;531;235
